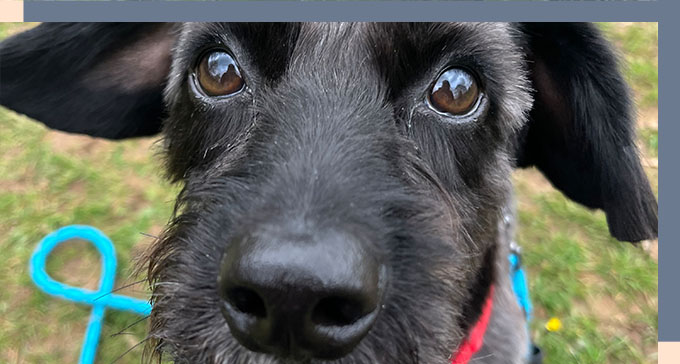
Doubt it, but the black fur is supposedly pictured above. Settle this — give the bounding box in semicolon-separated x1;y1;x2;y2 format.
0;23;657;364
514;23;658;242
0;23;173;138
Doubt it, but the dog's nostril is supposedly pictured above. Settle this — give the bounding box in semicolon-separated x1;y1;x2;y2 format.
219;231;384;359
227;287;267;318
311;296;367;327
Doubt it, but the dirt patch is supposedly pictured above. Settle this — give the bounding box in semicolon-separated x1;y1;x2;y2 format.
572;275;656;360
574;292;645;348
636;107;658;173
47;239;101;291
122;137;160;164
0;178;33;195
639;239;658;262
590;293;641;323
643;166;658;197
579;272;607;289
637;108;658;131
513;168;555;196
44;130;114;160
0;154;45;195
512;168;557;216
21;308;86;364
2;347;21;363
642;157;658;170
122;172;156;210
67;179;87;196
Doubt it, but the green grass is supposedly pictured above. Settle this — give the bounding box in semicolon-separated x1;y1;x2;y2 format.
599;22;658;110
0;23;658;364
516;25;660;359
0;88;179;361
514;176;658;364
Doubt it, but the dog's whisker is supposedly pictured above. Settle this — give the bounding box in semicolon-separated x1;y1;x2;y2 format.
109;337;150;364
111;315;150;338
94;279;148;301
140;232;160;239
149;281;182;289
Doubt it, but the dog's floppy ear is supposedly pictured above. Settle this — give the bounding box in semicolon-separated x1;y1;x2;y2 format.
0;23;176;139
514;22;657;242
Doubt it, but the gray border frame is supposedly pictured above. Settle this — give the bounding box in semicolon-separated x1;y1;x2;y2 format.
659;13;675;341
20;0;676;342
24;1;660;22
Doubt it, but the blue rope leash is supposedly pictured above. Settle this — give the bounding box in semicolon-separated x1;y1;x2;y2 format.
29;225;152;364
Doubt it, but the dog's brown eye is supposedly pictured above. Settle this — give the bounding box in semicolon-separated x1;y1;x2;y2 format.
428;68;480;116
196;51;244;97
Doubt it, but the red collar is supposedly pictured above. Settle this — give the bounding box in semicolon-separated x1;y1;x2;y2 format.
451;285;495;364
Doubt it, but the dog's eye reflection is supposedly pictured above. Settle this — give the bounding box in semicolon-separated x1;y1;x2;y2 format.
195;50;244;97
428;68;480;117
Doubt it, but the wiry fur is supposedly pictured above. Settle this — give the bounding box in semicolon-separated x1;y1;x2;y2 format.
0;22;657;364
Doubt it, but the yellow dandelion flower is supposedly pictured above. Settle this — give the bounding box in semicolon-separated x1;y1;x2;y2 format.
545;317;562;332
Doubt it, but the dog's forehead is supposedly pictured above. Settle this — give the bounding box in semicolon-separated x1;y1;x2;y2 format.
176;22;517;67
180;22;512;42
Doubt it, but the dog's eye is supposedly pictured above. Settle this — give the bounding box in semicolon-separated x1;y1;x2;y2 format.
196;51;244;97
428;68;480;116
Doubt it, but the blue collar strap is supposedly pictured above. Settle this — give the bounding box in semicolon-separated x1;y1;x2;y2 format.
509;246;542;364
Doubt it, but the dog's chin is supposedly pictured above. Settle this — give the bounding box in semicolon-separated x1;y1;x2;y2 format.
268;356;317;364
236;346;346;364
158;317;460;364
165;346;343;364
225;343;336;364
167;348;348;364
221;351;315;364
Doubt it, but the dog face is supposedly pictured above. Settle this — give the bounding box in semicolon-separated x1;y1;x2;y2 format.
0;23;657;364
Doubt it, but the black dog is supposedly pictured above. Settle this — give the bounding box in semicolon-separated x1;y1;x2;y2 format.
0;23;657;364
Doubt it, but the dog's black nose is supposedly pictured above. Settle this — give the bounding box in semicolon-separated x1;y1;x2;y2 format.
218;230;384;360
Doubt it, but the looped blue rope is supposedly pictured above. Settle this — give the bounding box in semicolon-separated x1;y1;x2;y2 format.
29;225;152;364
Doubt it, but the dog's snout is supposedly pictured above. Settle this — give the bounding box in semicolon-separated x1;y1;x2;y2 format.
218;229;384;360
